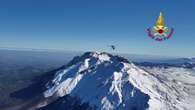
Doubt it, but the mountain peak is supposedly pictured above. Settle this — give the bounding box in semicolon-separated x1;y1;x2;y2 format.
72;51;130;65
42;52;187;110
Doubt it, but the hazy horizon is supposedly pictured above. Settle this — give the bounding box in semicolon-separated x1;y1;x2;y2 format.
0;47;188;58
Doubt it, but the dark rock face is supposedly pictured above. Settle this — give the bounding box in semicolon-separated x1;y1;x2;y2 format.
10;68;59;100
38;95;96;110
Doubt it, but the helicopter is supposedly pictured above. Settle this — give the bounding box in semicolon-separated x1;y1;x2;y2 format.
108;45;116;51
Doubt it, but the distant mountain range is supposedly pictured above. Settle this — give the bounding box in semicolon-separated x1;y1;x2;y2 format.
135;57;195;69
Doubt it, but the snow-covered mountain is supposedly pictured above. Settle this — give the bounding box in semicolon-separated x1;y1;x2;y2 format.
39;52;192;110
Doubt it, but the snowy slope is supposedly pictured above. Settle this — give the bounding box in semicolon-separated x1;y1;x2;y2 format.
140;67;195;110
43;52;189;110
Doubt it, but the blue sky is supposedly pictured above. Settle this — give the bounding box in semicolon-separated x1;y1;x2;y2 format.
0;0;194;57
